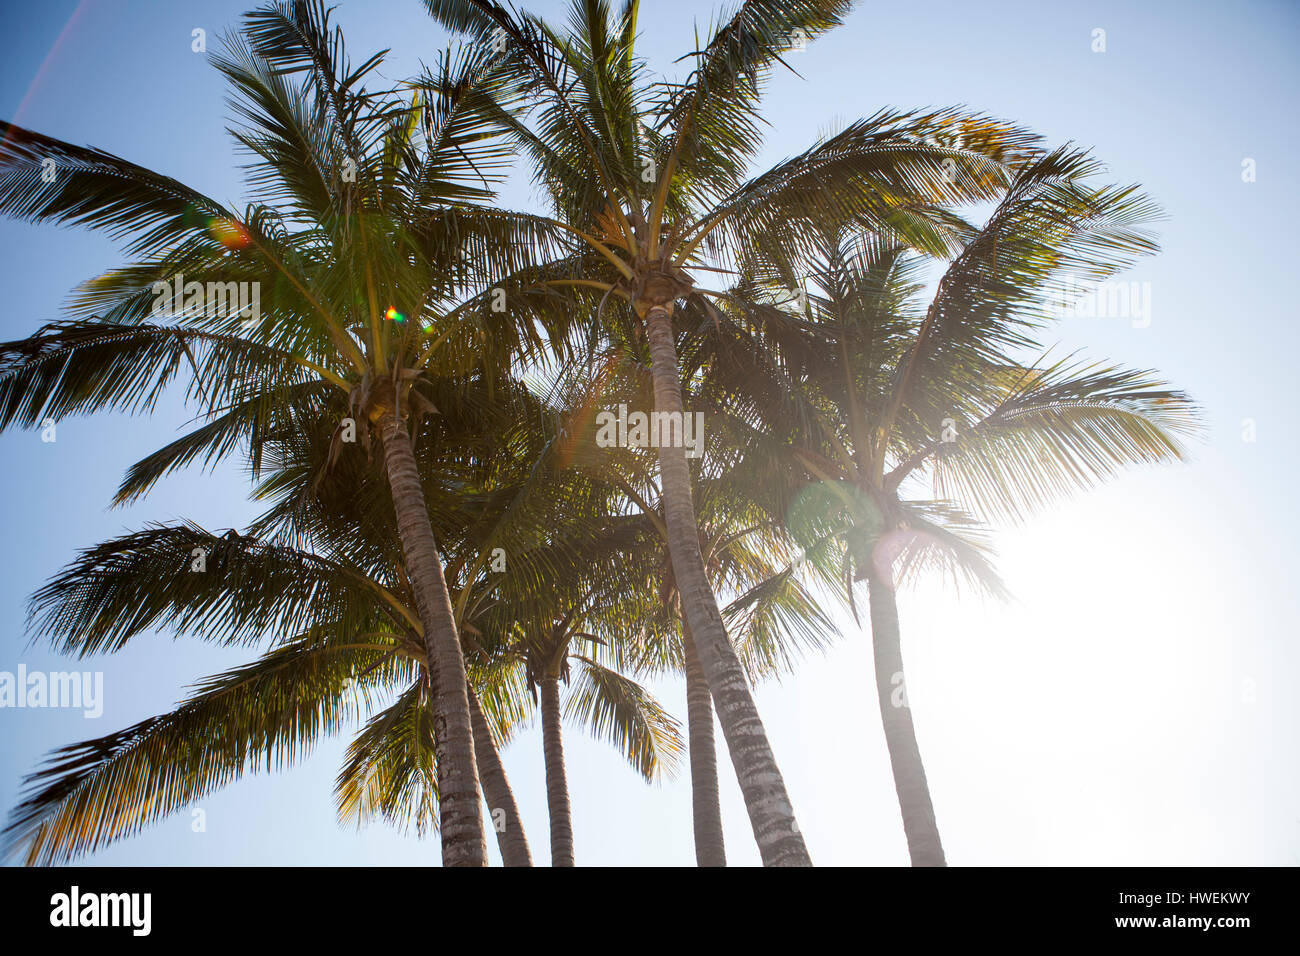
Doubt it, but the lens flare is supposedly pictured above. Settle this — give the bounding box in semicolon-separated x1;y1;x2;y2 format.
181;204;251;250
207;217;251;250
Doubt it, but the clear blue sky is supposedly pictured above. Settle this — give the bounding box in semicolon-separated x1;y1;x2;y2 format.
1;0;1296;865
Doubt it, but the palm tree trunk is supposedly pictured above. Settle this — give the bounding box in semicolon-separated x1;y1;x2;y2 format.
378;415;487;867
866;572;946;866
467;683;532;867
538;676;575;866
683;621;726;866
644;305;811;867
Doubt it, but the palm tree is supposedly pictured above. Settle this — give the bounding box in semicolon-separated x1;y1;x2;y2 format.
250;360;684;867
421;0;1041;864
487;600;684;867
3;367;553;865
2;520;463;864
714;148;1201;864
453;506;686;866
638;507;836;868
0;2;578;865
3;474;682;867
566;344;839;867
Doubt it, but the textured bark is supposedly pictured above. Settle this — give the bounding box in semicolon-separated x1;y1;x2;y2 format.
867;573;946;867
644;305;811;866
683;622;726;866
379;415;487;867
539;676;574;867
468;683;532;867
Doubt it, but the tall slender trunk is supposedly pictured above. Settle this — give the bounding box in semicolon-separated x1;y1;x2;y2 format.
866;572;946;866
683;621;726;866
539;676;574;867
468;683;532;867
378;414;487;867
644;305;811;867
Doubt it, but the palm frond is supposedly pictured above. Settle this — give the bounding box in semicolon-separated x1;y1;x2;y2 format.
27;522;415;655
564;655;683;780
2;635;405;865
927;357;1201;523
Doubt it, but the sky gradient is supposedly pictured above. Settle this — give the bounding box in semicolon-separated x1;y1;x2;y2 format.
1;0;1296;866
